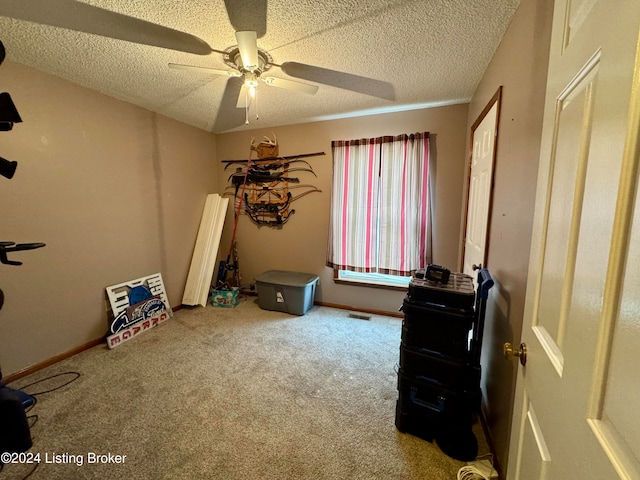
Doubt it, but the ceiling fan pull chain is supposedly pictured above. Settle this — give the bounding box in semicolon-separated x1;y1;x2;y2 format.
245;90;249;125
255;89;259;120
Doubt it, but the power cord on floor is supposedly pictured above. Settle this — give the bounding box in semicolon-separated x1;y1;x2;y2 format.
14;371;81;437
17;371;81;396
457;454;498;480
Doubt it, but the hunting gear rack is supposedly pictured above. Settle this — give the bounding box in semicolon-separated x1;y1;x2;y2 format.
223;134;324;227
216;134;323;292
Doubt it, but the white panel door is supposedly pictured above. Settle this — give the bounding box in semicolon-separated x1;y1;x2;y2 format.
507;0;640;479
463;90;500;277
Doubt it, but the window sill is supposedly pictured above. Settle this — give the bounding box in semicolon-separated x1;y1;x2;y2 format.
333;277;409;291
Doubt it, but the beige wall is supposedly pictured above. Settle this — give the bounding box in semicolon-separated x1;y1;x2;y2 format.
0;62;218;376
216;104;469;312
0;61;469;376
464;0;554;472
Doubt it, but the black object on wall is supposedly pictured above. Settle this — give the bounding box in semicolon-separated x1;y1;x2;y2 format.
0;92;22;132
0;39;38;457
0;157;17;179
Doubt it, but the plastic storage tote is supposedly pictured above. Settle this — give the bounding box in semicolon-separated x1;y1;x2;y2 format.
255;270;319;315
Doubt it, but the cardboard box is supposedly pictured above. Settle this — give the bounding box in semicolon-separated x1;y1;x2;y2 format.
211;288;239;308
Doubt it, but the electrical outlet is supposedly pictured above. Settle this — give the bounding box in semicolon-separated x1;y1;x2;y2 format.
466;459;498;479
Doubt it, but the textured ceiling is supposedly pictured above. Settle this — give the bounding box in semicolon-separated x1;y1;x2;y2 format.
0;0;521;133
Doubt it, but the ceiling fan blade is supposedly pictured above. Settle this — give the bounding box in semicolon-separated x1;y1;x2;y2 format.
235;31;259;72
261;77;319;96
214;77;247;133
279;62;396;101
0;0;215;55
223;0;267;38
169;63;242;77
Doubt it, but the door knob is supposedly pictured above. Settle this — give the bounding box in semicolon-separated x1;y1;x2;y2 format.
504;342;527;366
472;263;483;271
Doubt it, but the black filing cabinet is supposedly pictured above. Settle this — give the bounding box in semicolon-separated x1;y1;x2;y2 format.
395;268;493;461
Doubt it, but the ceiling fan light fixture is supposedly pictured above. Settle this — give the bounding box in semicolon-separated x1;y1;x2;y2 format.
244;72;259;89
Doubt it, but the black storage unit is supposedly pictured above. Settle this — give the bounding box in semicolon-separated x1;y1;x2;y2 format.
395;268;493;461
401;301;475;358
407;272;476;309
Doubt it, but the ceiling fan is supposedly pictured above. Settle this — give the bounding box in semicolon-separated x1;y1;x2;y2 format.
168;30;319;123
0;0;395;131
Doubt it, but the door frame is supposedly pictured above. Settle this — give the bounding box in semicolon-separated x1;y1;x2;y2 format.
460;86;503;272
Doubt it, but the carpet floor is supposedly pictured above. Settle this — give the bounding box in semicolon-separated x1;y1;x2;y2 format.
2;297;490;479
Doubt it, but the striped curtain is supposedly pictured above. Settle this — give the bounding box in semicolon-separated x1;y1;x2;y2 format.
326;138;381;272
327;132;431;275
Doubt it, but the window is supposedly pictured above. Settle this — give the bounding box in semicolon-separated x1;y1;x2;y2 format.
336;270;411;288
326;133;432;285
